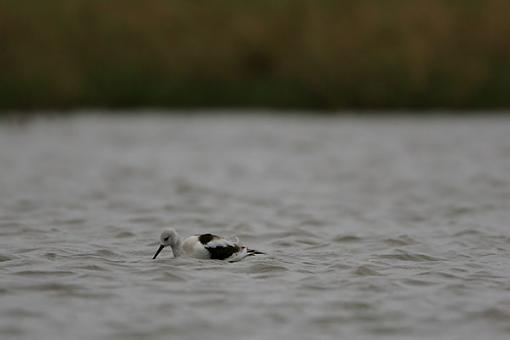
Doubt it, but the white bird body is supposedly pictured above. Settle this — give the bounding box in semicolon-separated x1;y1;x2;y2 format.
181;235;210;259
153;229;262;262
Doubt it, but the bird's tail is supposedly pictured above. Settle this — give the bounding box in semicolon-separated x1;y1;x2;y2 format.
247;249;265;256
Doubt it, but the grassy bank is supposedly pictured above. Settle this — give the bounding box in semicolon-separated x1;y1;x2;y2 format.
1;0;510;110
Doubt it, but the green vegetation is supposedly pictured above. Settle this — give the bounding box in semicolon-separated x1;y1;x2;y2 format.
1;0;510;110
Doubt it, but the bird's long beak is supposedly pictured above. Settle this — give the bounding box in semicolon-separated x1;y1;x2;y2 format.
153;244;165;259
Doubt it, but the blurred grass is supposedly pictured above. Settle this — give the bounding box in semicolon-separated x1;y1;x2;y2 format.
1;0;510;110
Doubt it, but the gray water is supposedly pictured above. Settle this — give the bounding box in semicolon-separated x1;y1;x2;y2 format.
1;113;510;340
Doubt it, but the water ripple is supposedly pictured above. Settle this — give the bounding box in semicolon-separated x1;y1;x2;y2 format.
353;266;381;276
378;250;443;262
1;116;510;340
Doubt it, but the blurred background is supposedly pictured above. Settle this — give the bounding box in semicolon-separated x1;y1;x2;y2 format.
1;0;510;111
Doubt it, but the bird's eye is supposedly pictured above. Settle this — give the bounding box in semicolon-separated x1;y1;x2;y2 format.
163;237;169;241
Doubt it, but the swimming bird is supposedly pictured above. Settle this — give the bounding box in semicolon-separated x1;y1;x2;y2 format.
152;228;263;261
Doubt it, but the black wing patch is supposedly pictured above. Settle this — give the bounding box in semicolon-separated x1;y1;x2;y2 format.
198;233;219;245
205;243;240;260
199;233;241;260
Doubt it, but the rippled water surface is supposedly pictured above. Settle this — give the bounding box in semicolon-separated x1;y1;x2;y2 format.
1;114;510;339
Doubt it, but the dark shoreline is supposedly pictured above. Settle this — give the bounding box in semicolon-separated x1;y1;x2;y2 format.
2;1;510;110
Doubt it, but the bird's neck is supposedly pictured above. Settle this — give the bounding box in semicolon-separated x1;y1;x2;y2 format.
170;238;183;257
